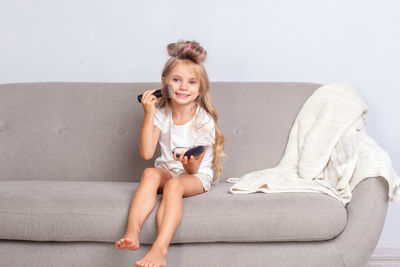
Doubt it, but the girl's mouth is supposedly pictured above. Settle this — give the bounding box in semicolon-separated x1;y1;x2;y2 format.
176;92;190;99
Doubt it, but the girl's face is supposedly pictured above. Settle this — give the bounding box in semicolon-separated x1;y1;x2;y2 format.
163;63;200;106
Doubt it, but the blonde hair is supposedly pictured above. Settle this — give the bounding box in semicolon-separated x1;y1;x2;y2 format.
157;39;226;184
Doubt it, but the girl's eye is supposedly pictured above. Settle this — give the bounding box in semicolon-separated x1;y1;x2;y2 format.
172;78;196;84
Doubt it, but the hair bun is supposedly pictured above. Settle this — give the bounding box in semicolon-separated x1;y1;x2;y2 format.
166;40;207;64
166;43;178;57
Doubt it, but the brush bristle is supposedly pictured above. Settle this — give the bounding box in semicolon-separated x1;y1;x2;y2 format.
162;84;173;98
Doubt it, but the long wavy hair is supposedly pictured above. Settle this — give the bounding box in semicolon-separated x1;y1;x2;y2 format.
156;39;226;184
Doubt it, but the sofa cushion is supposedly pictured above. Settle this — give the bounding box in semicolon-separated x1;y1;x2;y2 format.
0;180;346;243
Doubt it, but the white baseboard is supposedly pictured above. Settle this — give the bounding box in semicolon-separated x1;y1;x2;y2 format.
367;246;400;267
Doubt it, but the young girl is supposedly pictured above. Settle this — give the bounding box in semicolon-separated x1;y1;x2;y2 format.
115;40;225;267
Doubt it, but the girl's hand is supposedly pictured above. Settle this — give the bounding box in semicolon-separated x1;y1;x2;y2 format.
141;89;158;116
173;152;196;166
173;148;206;167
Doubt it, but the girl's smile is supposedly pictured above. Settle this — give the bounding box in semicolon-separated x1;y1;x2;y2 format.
175;92;191;98
173;89;195;104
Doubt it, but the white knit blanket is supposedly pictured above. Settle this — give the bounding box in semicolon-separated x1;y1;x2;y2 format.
227;82;400;205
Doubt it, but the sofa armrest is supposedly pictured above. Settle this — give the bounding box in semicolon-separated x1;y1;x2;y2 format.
332;176;389;267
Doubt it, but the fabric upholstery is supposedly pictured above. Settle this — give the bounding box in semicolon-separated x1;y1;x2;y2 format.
0;181;346;243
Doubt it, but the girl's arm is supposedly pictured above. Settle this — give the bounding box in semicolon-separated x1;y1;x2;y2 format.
140;115;161;160
139;89;160;160
174;146;208;174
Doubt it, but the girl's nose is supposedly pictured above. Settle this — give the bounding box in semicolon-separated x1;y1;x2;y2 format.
180;82;189;90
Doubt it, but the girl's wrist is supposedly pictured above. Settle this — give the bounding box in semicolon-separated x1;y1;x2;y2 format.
183;165;196;174
182;160;199;174
143;113;154;121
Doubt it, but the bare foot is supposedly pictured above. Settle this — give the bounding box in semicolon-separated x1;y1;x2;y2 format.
115;231;140;250
135;246;168;267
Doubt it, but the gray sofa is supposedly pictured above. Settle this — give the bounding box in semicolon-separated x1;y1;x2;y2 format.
0;82;389;267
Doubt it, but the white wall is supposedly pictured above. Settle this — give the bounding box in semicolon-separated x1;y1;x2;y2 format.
1;0;399;247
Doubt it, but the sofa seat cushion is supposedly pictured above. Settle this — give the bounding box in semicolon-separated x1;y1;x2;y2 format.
0;180;347;243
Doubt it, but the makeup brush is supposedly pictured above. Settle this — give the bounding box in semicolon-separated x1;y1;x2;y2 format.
137;84;173;103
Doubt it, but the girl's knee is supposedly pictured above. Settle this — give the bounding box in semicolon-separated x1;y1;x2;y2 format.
163;179;183;194
141;168;173;190
140;168;162;184
142;167;165;179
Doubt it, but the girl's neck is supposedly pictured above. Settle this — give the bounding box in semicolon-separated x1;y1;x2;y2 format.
171;102;197;121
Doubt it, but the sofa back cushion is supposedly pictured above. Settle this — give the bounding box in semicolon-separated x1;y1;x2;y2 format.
0;82;321;182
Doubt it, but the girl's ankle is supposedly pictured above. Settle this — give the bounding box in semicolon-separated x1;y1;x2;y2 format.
125;226;140;237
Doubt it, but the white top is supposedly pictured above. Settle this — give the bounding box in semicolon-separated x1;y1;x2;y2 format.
153;105;216;177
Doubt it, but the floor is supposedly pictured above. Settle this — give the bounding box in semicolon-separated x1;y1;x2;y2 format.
366;246;400;267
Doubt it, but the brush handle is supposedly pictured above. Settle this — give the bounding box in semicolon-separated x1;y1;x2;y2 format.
137;89;162;103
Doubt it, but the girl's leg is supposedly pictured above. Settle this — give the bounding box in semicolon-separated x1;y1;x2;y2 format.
115;167;173;250
156;174;205;233
136;174;204;267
